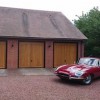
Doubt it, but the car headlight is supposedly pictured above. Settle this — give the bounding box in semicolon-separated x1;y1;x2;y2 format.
56;66;62;71
75;71;84;77
56;65;66;71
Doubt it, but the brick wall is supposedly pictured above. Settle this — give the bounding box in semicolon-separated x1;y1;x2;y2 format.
45;41;53;68
78;41;85;59
6;40;84;69
7;40;18;69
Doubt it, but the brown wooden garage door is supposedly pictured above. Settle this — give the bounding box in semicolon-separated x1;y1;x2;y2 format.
0;42;6;68
19;42;44;68
54;43;77;67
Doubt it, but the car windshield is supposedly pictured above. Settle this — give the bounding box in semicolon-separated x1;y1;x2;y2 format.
78;58;98;66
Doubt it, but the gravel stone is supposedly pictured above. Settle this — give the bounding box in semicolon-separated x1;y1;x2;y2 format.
0;75;100;100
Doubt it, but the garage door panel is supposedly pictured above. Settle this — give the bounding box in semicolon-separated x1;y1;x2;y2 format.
0;42;6;68
19;42;44;68
31;43;44;67
19;42;31;67
70;44;77;63
65;43;77;64
54;43;66;67
54;43;77;67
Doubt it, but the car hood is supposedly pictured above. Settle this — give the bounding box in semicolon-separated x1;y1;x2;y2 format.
63;65;92;73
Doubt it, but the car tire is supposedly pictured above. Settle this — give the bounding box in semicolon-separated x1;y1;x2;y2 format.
82;75;92;85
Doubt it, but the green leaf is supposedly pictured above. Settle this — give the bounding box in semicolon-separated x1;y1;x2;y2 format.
74;7;100;57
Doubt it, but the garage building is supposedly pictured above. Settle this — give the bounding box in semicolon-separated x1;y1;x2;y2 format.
0;7;87;69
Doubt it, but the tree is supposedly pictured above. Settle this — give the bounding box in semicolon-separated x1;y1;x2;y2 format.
74;7;100;57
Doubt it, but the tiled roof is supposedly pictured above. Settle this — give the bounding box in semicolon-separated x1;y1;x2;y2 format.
0;7;87;40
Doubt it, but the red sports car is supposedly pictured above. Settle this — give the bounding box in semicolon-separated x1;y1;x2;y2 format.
55;57;100;85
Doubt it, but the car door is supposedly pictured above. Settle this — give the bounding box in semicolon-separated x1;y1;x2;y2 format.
98;60;100;76
93;60;100;77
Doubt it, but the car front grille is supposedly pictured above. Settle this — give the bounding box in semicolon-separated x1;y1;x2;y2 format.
58;73;69;78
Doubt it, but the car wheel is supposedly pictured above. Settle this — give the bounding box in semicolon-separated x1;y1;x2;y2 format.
82;75;92;85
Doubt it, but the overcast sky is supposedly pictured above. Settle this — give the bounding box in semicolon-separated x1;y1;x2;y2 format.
0;0;100;21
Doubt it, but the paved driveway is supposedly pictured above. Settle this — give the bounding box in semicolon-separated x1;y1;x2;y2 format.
0;69;100;100
0;68;55;76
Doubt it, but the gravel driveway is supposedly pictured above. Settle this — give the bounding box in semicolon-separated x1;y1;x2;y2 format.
0;75;100;100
